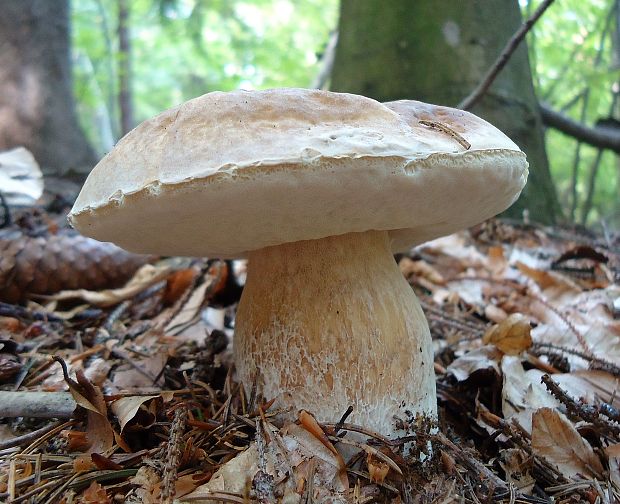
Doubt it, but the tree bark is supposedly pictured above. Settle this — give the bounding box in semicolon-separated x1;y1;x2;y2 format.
0;0;96;180
331;0;560;224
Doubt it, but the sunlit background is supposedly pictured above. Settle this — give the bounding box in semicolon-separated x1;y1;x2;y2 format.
71;0;619;228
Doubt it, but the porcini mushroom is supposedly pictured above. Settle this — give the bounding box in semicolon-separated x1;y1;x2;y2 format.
69;89;528;437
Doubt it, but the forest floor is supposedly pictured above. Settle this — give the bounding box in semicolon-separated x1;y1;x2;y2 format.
0;201;619;503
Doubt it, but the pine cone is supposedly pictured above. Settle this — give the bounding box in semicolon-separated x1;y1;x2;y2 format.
0;229;151;303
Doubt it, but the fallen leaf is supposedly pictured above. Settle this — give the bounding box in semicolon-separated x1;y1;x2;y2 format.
399;257;445;284
498;448;535;494
516;261;581;293
531;407;604;479
483;313;532;355
299;409;344;468
446;346;502;382
605;444;620;489
0;147;43;205
553;370;620;407
80;481;111;504
57;363;115;454
367;452;389;483
46;264;171;307
501;356;559;434
111;395;159;432
183;421;348;502
111;352;168;391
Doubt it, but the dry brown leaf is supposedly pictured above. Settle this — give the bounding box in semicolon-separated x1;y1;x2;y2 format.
446;346;502;382
163;267;199;304
484;304;508;324
498;448;535;494
553;370;620;407
501;356;559;434
152;473;210;500
46;264;171;307
111;352;168;391
531;407;604;479
164;280;211;334
111;395;159;432
73;454;95;473
80;480;111;504
82;358;112;387
189;444;258;494
367;452;389;483
605;444;620;489
59;367;115;454
299;409;344;468
183;422;348;502
399;257;445;284
516;261;581;293
128;465;161;504
483;313;532;355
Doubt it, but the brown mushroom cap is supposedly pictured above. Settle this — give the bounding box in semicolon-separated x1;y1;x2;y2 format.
69;88;528;257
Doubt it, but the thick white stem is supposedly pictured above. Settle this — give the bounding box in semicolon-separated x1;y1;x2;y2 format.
234;230;436;436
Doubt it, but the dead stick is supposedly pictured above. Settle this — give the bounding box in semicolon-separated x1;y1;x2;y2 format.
0;420;65;450
459;0;556;110
0;391;76;418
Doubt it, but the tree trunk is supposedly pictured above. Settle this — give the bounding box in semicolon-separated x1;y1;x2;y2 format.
0;0;96;180
331;0;560;224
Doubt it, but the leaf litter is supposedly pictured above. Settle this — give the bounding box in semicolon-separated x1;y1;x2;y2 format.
0;206;619;502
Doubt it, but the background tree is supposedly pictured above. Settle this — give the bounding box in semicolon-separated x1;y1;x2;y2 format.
331;0;561;224
0;0;96;180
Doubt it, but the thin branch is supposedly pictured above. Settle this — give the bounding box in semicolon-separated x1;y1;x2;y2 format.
311;31;338;90
569;93;588;221
569;1;615;221
459;0;556;110
581;91;619;224
540;102;620;153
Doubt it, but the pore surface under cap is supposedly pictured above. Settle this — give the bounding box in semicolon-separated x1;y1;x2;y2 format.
70;88;528;257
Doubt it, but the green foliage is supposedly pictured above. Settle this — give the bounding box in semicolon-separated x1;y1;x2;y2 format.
525;0;620;227
72;0;618;227
71;0;338;151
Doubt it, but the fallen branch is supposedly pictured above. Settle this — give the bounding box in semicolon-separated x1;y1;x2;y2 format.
0;391;76;418
459;0;556;110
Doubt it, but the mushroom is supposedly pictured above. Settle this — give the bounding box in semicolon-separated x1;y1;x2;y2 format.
69;89;528;437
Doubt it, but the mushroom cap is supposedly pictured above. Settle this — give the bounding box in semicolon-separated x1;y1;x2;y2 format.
69;88;528;257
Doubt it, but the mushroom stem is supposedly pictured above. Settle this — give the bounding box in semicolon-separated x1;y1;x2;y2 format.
234;230;437;437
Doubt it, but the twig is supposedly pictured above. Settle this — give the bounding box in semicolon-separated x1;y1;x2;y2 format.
541;374;620;437
459;0;556;110
419;120;471;150
434;432;508;494
0;302;64;323
333;406;354;435
311;31;338;90
327;435;402;476
532;342;620;377
0;420;65;450
322;421;392;445
528;291;592;356
162;406;188;504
